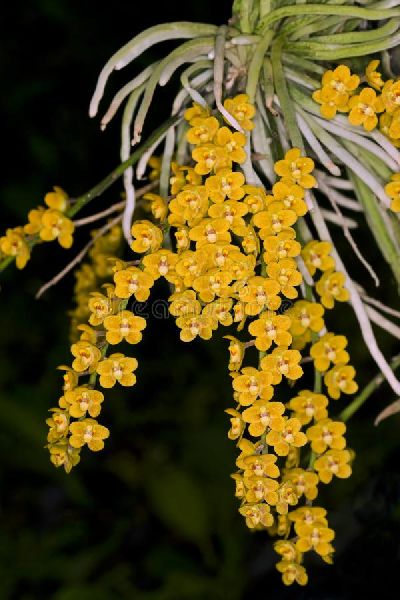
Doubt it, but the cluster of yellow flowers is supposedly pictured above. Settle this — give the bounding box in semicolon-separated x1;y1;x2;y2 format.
69;225;123;338
46;264;148;471
47;231;151;471
44;95;358;583
192;117;357;585
312;62;400;213
46;167;172;469
0;187;74;269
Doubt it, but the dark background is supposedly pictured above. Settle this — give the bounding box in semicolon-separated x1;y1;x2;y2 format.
1;2;400;599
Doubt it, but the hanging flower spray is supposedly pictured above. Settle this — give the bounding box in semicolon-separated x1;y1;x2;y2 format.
2;0;400;586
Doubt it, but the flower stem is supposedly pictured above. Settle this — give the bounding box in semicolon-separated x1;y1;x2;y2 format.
0;255;14;273
0;115;178;275
69;115;178;217
339;355;400;423
314;368;322;395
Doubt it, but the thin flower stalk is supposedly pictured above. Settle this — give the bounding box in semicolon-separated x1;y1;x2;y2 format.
340;355;400;423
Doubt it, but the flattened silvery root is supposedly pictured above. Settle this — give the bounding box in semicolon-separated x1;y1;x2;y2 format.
86;2;400;396
89;22;218;117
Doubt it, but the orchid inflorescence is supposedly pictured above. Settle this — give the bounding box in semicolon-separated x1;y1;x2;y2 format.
1;0;400;586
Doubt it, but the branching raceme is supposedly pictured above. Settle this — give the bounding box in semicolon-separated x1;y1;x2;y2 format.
1;0;400;586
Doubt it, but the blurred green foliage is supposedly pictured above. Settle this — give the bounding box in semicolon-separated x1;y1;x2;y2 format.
1;2;400;599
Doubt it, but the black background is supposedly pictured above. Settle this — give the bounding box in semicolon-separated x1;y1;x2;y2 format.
1;2;400;599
